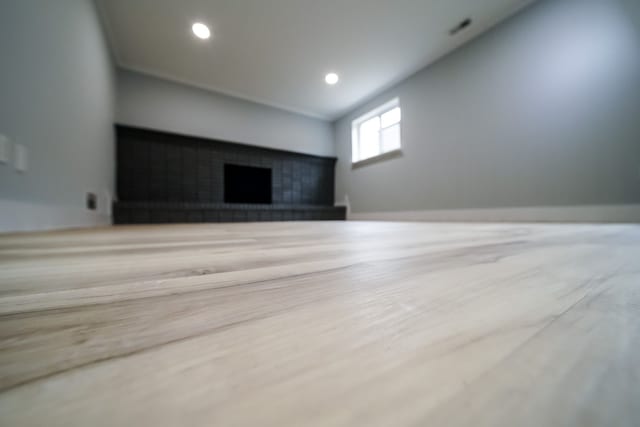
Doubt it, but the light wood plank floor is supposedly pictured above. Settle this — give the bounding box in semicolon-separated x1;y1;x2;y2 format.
0;221;639;426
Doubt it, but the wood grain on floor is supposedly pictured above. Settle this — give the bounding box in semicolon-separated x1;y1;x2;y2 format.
0;221;639;426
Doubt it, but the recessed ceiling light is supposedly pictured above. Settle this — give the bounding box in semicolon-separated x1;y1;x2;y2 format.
325;73;339;85
192;22;211;40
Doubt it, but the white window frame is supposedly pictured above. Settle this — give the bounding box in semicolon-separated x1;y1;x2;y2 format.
351;98;401;165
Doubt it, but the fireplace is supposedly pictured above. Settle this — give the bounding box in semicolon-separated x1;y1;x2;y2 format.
224;164;272;204
113;125;346;223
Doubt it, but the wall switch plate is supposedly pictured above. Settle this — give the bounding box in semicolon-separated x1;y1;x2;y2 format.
14;144;28;173
0;134;9;164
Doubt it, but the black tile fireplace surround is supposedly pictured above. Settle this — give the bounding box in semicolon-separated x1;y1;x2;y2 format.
113;125;346;224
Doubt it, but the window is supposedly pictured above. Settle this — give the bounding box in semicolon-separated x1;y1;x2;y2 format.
352;98;401;164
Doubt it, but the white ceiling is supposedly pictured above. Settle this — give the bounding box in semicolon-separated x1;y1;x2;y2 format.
97;0;535;120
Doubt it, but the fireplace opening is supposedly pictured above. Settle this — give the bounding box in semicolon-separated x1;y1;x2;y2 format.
224;164;272;204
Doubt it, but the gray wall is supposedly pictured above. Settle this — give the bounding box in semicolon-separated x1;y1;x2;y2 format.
116;70;335;157
334;0;640;215
0;0;115;230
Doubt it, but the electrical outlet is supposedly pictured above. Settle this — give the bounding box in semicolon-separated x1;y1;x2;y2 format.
86;192;97;211
0;134;9;164
14;144;28;173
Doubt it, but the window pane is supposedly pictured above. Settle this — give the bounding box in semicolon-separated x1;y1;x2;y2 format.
359;116;380;160
360;131;380;160
381;123;401;152
381;107;401;128
360;116;380;134
352;127;359;162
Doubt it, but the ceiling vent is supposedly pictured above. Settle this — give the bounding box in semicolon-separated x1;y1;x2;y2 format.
450;18;472;36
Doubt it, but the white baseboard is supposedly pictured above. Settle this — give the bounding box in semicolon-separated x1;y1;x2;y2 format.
348;204;640;223
0;199;111;234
